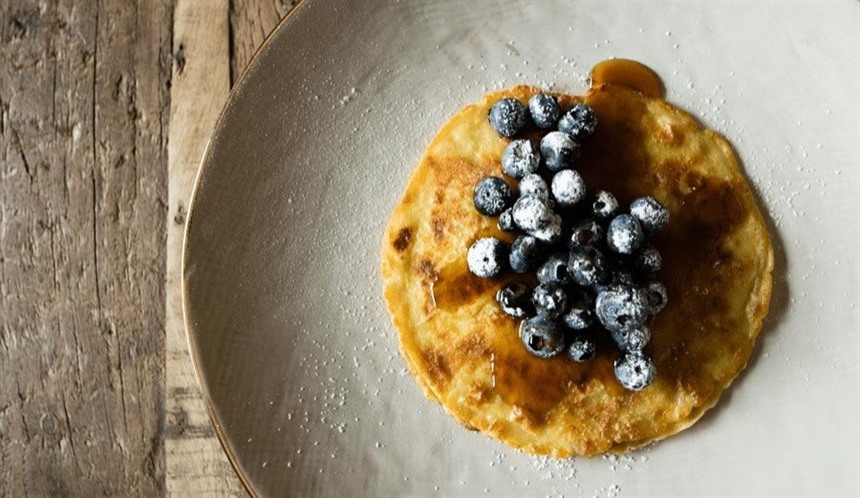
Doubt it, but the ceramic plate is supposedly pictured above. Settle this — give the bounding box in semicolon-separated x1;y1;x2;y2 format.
183;1;860;495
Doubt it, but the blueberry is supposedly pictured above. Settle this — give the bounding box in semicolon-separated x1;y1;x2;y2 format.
558;103;598;140
595;285;649;333
496;283;534;318
509;235;543;273
532;282;568;319
606;214;645;255
561;292;596;330
569;219;604;249
540;131;580;172
629;196;669;233
467;237;507;278
518;173;550;202
634;244;662;274
488;98;527;137
611;325;651;352
497;208;516;232
614;352;656;391
473;177;513;217
592;266;634;295
537;253;572;286
592;190;619;220
550;169;586;208
643;280;668;315
567;246;608;287
501;139;540;179
528;93;561;129
519;316;566;359
529;212;563;244
511;195;552;232
567;334;597;362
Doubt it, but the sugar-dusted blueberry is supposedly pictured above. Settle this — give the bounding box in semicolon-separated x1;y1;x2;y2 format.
488;98;527;137
473;176;513;217
567;246;608;287
567;334;597;362
592;190;619;220
512;195;552;232
466;237;507;278
519;316;566;359
528;93;561;129
569;219;604;249
606;214;645;255
561;291;596;330
540;131;580;172
518;173;550;202
558;103;598;140
614;352;656;391
643;280;668;315
509;235;543;273
611;325;651;352
537;253;572;286
551;169;586;208
496;283;534;318
595;285;649;333
635;244;662;274
529;212;563;244
532;282;568;319
630;196;669;233
497;208;516;232
501;139;540;179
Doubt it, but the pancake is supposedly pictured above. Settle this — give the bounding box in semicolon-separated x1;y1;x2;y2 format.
380;80;773;457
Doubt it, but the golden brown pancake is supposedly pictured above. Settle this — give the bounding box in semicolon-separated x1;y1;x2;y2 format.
380;80;773;457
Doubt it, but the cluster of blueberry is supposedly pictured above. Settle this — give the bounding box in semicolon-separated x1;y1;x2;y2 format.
466;94;670;391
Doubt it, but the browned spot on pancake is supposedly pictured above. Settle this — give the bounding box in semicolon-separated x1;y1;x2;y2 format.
433;260;498;312
415;259;439;282
432;218;446;242
457;335;491;360
469;384;491;404
421;349;451;386
393;227;412;252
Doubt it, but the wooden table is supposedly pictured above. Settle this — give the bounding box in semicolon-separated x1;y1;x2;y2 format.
1;1;296;495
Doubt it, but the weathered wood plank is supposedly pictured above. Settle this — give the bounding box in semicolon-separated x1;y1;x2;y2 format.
229;0;295;85
165;1;246;496
0;0;171;495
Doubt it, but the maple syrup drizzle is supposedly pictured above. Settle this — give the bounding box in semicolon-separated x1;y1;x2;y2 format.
590;59;665;98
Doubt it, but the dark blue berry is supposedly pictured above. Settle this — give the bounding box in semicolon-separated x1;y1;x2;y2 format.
606;214;645;255
592;190;619;220
532;282;568;319
467;237;507;278
569;219;604;249
518;173;549;202
630;196;669;233
501;139;540;179
558;103;598;140
528;94;561;129
567;246;608;287
537;253;572;286
611;325;651;352
497;208;516;232
530;212;563;244
496;283;534;318
550;169;586;208
473;177;513;217
595;285;649;333
643;280;668;315
614;352;656;391
519;316;566;358
635;244;662;274
509;235;542;273
561;292;596;330
540;131;580;172
567;334;597;362
489;98;527;137
512;195;552;232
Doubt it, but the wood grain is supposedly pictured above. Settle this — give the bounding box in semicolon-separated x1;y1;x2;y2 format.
0;0;171;495
164;1;291;496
